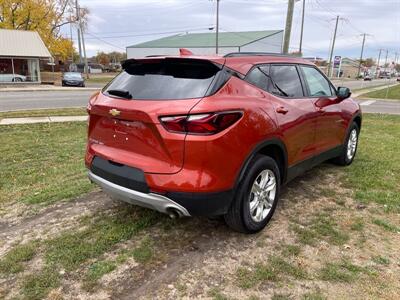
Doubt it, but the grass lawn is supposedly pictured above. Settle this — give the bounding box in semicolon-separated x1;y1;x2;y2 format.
86;76;115;84
360;83;400;99
0;122;92;207
344;114;400;212
0;107;86;120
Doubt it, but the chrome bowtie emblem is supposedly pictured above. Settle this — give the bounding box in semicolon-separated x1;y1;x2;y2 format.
109;109;121;117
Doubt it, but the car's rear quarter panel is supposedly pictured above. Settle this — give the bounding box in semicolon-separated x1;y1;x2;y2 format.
145;76;279;193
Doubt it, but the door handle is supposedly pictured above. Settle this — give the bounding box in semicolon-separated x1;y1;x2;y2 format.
276;106;289;114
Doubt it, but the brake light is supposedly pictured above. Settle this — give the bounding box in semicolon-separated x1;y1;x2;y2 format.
160;111;242;135
87;92;99;113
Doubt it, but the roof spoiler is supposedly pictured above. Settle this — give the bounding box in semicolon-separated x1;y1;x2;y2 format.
179;48;194;56
121;57;225;75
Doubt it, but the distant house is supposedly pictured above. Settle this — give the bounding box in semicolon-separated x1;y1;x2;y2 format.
126;30;284;58
72;63;103;74
336;58;359;78
0;29;52;84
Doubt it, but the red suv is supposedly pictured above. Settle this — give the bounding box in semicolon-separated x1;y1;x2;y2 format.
85;53;361;233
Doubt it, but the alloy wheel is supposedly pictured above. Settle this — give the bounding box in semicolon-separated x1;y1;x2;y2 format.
249;169;277;222
347;129;358;160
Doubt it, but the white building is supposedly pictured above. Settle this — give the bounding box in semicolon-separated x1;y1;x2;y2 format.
127;30;283;58
0;29;52;84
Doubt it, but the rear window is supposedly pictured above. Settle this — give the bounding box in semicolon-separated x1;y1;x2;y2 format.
104;59;223;100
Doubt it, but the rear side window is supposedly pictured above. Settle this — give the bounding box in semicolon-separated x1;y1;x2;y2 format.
300;66;334;97
104;59;223;100
246;67;269;91
269;65;304;98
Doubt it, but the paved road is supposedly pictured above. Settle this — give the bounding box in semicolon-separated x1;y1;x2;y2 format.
357;98;400;115
0;79;399;113
0;90;97;111
331;78;392;90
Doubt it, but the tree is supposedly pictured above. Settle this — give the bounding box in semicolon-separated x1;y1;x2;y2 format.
0;0;88;61
108;51;127;63
315;60;327;67
95;51;110;65
93;51;127;65
361;58;375;68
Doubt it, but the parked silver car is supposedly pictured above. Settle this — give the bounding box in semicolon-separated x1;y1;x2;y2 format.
0;74;27;82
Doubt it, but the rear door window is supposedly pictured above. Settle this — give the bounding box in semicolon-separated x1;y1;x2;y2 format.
104;59;223;100
300;66;334;97
269;65;304;98
245;66;269;91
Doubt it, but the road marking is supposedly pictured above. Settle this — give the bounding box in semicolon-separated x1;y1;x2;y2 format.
360;100;376;106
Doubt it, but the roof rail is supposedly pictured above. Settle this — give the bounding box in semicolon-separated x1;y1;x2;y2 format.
224;52;294;58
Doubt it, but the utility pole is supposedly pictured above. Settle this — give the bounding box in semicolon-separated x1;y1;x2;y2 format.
299;0;305;55
215;0;220;54
384;49;388;72
357;33;367;78
376;49;382;78
76;3;89;79
283;0;295;54
75;0;82;63
69;14;74;64
327;15;340;77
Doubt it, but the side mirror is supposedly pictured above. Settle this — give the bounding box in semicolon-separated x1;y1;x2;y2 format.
337;87;351;100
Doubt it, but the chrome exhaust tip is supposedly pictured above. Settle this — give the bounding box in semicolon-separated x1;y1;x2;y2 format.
167;208;183;219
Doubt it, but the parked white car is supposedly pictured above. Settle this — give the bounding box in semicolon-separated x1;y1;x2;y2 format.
0;74;27;82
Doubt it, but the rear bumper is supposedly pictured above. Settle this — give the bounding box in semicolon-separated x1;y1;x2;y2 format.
88;171;191;217
86;153;236;216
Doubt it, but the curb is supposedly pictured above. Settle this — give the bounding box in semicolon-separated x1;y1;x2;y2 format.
0;115;87;125
0;87;100;92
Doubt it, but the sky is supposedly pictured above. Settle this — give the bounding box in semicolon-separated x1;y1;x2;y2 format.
64;0;400;62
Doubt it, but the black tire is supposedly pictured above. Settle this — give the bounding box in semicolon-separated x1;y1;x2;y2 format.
332;122;360;166
224;155;281;234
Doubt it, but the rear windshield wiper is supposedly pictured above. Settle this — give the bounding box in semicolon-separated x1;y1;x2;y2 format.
257;67;289;97
107;89;132;99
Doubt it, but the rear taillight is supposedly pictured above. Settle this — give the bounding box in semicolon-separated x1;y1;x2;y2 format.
87;92;99;113
159;111;242;135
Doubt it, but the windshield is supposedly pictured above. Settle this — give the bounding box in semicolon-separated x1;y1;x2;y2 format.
104;59;223;100
64;73;82;79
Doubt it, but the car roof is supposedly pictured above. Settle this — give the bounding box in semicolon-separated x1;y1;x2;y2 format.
123;53;315;76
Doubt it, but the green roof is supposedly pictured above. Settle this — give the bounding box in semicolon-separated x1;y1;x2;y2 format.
127;30;282;48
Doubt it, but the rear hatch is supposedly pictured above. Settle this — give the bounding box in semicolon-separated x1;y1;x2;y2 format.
88;57;226;174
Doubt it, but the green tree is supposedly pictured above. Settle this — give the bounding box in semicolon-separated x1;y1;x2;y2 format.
0;0;88;61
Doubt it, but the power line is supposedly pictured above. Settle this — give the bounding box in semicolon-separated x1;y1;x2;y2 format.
84;32;126;50
80;27;214;39
89;25;213;36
